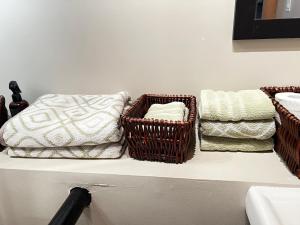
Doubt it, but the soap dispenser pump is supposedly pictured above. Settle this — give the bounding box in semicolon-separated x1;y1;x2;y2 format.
9;81;29;117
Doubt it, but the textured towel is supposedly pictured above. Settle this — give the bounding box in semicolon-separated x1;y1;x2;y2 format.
144;102;189;121
201;120;275;140
2;92;129;148
6;138;126;159
275;92;300;120
200;136;273;152
199;90;275;121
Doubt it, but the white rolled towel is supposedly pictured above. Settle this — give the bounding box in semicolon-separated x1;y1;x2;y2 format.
275;92;300;121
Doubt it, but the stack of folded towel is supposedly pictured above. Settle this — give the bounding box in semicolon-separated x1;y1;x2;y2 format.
144;102;189;121
199;90;276;152
0;91;130;159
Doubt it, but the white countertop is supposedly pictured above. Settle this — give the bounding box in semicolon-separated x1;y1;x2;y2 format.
0;141;299;185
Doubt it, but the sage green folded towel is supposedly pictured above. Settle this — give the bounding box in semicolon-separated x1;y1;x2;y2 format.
144;102;189;121
200;136;273;152
201;119;275;140
199;90;275;121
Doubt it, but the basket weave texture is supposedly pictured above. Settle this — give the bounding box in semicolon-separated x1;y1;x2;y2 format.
261;86;300;177
121;94;196;163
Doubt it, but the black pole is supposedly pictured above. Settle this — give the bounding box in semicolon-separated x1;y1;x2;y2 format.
49;187;91;225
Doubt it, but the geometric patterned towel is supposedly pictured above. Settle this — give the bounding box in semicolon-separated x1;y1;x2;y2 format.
199;90;275;121
2;92;129;148
200;135;274;152
200;119;275;140
6;138;127;159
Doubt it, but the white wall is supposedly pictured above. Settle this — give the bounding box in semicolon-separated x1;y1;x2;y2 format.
2;169;299;225
0;169;253;225
0;0;300;106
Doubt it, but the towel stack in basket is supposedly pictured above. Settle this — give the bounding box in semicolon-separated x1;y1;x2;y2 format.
121;94;197;163
144;102;189;121
199;90;276;152
0;92;130;159
261;86;300;178
274;92;300;123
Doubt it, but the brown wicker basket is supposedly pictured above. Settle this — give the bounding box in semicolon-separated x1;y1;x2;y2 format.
261;86;300;178
121;94;196;163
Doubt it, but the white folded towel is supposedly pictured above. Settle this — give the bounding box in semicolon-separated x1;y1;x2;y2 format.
275;92;300;120
144;102;189;121
200;90;275;121
6;138;126;159
201;119;275;140
2;92;130;148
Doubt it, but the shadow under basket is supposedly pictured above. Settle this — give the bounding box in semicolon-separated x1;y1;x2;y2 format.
261;86;300;178
121;94;196;164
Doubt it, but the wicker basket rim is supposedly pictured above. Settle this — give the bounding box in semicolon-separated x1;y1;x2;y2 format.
142;93;196;98
121;94;197;126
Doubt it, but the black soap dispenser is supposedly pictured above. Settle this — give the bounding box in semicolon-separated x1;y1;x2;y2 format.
0;95;8;128
9;81;29;117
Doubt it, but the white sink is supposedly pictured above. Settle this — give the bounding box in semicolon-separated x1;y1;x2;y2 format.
246;186;300;225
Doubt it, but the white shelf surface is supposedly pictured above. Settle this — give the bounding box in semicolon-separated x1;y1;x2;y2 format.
0;141;299;185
